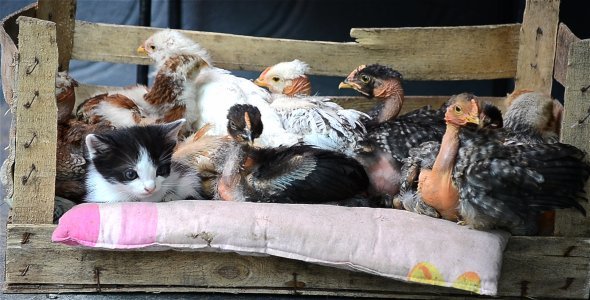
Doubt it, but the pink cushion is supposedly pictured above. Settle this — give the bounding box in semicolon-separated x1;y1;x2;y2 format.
52;200;509;295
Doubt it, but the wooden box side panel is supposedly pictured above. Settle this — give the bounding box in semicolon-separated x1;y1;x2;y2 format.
4;225;590;299
10;16;59;224
554;39;590;237
71;21;520;81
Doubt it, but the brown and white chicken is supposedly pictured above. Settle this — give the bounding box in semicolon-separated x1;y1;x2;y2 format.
138;30;298;147
76;31;210;133
172;124;231;199
55;72;112;201
254;59;368;155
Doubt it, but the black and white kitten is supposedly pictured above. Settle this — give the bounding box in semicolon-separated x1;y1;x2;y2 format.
84;119;203;203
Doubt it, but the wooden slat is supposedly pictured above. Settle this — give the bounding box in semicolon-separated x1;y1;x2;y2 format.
12;17;58;224
71;21;520;81
5;225;590;299
514;0;560;94
349;25;520;81
37;0;77;72
554;23;581;86
554;39;590;237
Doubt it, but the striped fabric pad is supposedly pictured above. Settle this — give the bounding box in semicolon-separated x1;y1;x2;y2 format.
52;200;509;295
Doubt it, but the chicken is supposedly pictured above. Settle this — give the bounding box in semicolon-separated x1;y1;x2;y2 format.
172;124;231;199
338;64;447;199
416;97;588;235
214;104;370;204
54;72;113;201
138;30;298;147
254;59;368;155
503;89;563;144
77;33;210;132
398;93;503;214
55;71;79;124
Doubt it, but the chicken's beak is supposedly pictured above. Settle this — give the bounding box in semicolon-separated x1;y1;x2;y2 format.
137;46;148;55
338;81;353;89
254;78;269;88
465;114;480;125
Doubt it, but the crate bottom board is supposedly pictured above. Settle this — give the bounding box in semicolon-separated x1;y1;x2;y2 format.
4;224;590;299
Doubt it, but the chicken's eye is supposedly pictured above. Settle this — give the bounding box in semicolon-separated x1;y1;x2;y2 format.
272;76;280;82
229;121;237;129
360;75;370;83
149;45;156;50
455;106;462;113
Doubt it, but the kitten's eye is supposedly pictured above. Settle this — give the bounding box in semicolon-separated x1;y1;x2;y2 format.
272;76;280;82
123;169;138;180
360;75;370;83
156;164;170;177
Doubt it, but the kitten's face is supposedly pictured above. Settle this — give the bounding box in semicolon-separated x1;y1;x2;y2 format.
85;120;184;201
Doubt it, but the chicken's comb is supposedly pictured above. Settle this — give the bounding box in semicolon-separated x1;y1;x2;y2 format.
346;64;366;80
244;112;252;131
258;66;272;79
192;123;213;141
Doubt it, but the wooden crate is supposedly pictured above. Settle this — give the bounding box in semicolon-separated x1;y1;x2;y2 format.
1;0;589;298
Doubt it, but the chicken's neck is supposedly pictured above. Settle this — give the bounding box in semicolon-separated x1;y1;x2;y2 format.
418;123;461;220
375;80;404;123
283;76;311;97
432;124;461;175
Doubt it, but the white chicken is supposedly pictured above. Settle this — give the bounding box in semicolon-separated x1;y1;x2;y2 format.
254;59;368;155
140;30;298;147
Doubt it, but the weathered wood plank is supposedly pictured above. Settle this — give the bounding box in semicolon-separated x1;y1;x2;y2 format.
37;0;77;72
514;0;560;94
71;21;520;80
554;23;580;86
349;25;520;81
11;17;58;224
5;225;590;299
554;39;590;237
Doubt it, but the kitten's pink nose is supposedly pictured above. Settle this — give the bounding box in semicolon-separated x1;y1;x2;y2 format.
144;187;155;194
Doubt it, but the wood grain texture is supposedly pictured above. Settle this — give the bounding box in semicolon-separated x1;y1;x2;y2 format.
37;0;77;72
554;39;590;237
4;225;590;299
11;17;58;224
71;21;520;80
553;23;580;86
514;0;560;94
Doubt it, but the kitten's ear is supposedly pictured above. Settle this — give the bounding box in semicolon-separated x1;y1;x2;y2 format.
85;134;109;159
163;119;186;141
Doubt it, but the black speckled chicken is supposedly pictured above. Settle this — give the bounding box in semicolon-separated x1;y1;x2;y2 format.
338;64;448;199
414;97;589;235
214;104;369;204
397;93;502;216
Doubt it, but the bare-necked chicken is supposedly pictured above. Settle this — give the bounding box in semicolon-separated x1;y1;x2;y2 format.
214;104;369;204
413;97;588;235
254;59;368;156
338;64;449;199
